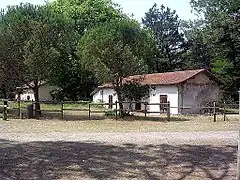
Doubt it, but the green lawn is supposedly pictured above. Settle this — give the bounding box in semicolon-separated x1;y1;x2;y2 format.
5;101;107;111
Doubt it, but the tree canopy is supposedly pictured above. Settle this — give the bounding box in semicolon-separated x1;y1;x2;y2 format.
51;0;123;34
142;4;186;73
0;0;239;106
78;19;151;113
188;0;240;100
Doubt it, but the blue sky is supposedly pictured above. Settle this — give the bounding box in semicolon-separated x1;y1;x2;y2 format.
0;0;197;21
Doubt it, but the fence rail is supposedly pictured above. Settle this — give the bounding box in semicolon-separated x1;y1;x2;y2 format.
0;100;239;121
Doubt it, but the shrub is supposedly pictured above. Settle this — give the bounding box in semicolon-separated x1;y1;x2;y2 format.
104;110;116;117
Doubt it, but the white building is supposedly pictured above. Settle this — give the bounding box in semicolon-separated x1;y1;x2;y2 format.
92;69;221;114
15;82;56;101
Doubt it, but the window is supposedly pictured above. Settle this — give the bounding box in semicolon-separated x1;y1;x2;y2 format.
108;95;113;109
160;95;168;112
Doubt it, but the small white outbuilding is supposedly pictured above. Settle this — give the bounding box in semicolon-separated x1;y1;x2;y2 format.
92;69;221;114
15;82;56;101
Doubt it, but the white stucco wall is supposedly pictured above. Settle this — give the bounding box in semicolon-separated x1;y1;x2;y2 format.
93;88;118;109
149;86;179;114
16;84;56;101
93;86;179;114
16;89;35;101
92;72;221;115
93;88;150;110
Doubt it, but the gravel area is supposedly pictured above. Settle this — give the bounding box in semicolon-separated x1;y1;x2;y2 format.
0;131;238;145
0;131;238;179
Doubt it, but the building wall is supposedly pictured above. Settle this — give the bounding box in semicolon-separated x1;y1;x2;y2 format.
17;89;35;101
93;86;179;114
181;73;221;114
122;97;150;111
16;84;56;101
92;88;149;110
93;88;118;109
92;72;221;115
39;85;56;101
149;85;179;114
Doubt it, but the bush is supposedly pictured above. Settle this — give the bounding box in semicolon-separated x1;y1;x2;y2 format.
104;110;116;117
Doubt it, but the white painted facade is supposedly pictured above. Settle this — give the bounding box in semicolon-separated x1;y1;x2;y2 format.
149;85;179;114
93;88;118;109
92;72;221;115
15;84;56;101
93;85;179;114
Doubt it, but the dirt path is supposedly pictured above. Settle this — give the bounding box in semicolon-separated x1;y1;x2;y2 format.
0;131;238;179
0;131;237;145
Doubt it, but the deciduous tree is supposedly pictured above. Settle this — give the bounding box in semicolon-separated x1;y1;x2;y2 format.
78;19;149;115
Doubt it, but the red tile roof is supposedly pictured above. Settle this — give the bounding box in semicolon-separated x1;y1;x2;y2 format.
99;69;217;88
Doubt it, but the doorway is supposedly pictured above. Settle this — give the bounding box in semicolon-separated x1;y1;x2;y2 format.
135;102;141;111
160;95;168;112
108;95;113;109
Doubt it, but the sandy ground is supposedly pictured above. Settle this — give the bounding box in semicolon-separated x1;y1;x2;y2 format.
0;130;238;180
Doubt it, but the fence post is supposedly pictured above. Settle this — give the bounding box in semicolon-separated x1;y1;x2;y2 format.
239;90;240;116
33;102;36;118
213;101;216;122
223;101;226;122
237;90;240;180
3;99;8;121
88;103;91;120
167;101;170;121
18;99;21;119
61;101;64;120
144;103;147;119
115;101;118;120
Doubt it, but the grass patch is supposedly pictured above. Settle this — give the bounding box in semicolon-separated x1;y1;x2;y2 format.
5;101;107;111
0;115;238;133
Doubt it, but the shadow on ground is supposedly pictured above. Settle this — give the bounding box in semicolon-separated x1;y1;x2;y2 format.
0;139;236;180
120;115;190;122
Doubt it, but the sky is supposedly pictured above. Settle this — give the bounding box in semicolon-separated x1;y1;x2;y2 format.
0;0;197;21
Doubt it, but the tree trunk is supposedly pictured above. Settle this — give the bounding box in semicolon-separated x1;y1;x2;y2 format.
33;86;41;117
2;84;7;120
115;88;124;118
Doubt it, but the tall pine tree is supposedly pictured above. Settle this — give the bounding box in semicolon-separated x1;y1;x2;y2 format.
142;4;186;73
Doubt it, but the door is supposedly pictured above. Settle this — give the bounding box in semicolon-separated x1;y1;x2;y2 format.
135;102;141;111
160;95;168;112
108;95;113;109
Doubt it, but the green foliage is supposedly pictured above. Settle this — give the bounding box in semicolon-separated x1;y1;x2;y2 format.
78;19;148;88
212;59;234;74
51;0;123;34
78;17;150;115
104;110;116;117
0;2;99;101
188;0;240;100
48;0;126;100
181;26;213;69
121;81;149;101
0;3;72;84
142;4;186;73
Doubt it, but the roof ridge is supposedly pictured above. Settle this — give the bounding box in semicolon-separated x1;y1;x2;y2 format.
128;68;206;77
98;69;210;89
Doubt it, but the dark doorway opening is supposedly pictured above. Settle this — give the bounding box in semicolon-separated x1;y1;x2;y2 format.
160;95;168;112
135;102;141;111
108;95;113;109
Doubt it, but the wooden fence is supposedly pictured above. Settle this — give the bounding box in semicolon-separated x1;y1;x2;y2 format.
0;100;239;121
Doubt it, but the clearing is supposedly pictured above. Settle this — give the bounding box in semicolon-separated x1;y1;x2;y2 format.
0;116;238;179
